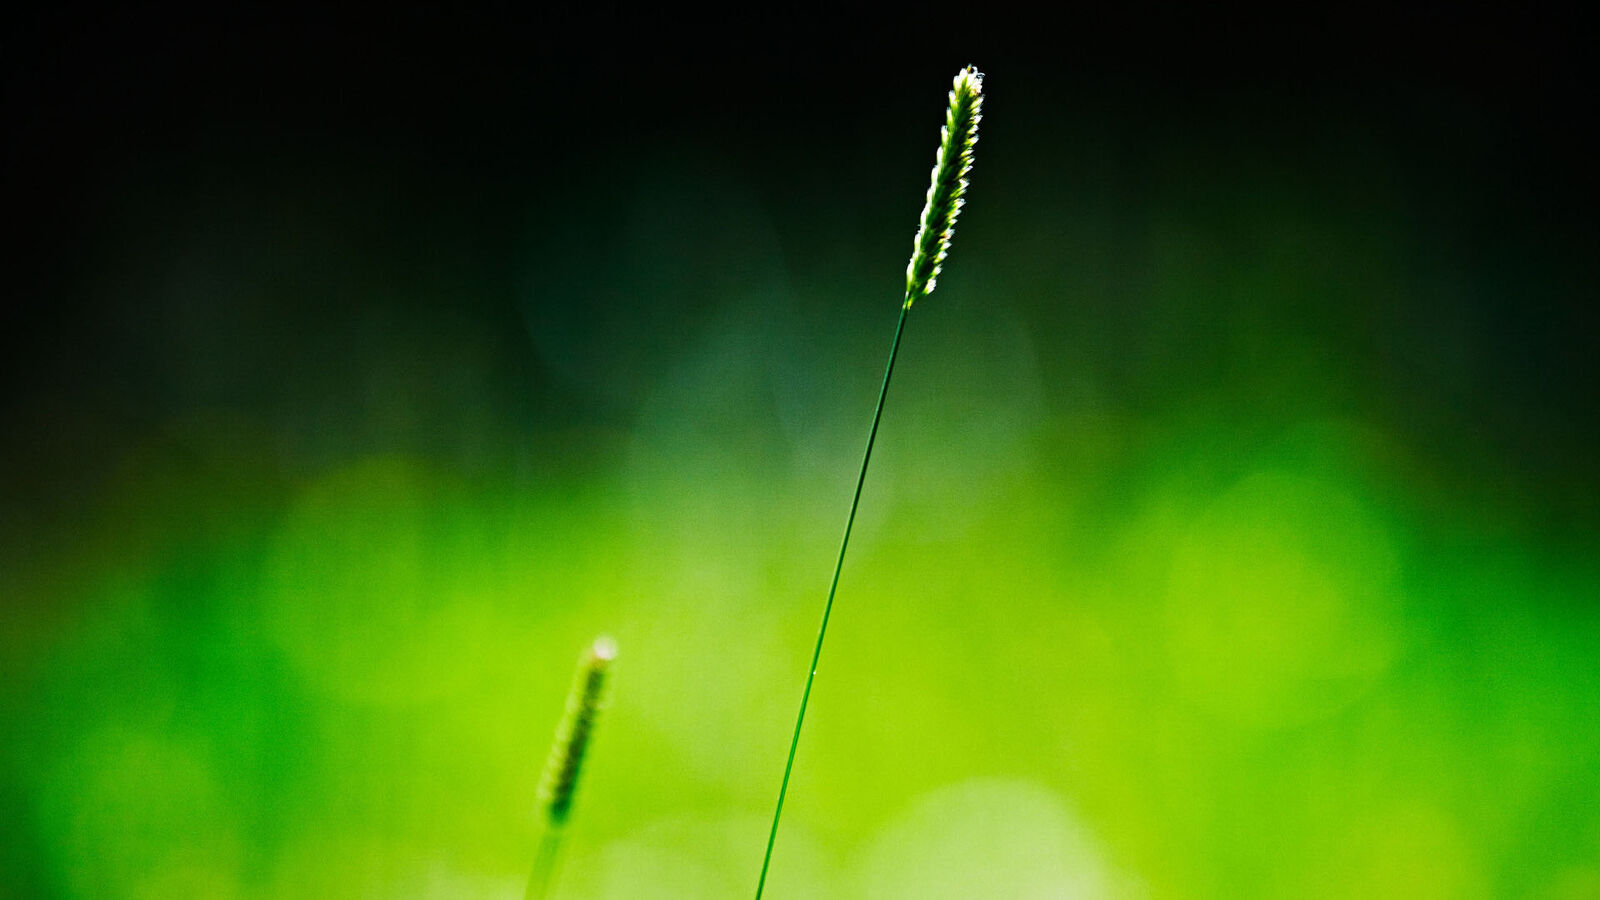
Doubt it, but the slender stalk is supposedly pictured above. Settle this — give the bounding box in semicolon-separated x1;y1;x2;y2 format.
755;302;911;898
754;66;985;899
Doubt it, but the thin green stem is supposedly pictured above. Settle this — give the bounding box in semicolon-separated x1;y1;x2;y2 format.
525;825;565;900
755;300;913;898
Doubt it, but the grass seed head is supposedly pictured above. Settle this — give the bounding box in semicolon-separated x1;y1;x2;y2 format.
905;65;984;307
536;636;616;826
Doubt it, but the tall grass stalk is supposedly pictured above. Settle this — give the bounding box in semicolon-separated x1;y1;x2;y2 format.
754;65;984;898
526;636;616;900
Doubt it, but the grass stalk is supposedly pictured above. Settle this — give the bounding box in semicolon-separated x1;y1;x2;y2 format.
524;828;565;900
754;65;984;899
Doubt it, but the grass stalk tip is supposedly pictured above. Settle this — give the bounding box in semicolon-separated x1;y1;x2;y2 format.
905;65;984;308
527;635;616;900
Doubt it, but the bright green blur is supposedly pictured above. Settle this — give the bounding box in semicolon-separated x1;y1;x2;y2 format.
8;379;1597;897
4;113;1598;899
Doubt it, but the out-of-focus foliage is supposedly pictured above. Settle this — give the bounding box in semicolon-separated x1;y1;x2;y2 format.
3;22;1597;899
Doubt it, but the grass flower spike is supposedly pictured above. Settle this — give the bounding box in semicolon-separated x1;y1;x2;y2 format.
537;635;615;825
755;66;986;899
527;636;616;900
905;66;984;307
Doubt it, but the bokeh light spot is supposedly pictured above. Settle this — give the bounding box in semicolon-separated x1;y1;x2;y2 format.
1164;469;1402;728
263;456;515;705
854;778;1134;899
39;726;241;899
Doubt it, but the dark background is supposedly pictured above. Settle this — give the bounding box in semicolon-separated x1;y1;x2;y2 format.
5;5;1597;527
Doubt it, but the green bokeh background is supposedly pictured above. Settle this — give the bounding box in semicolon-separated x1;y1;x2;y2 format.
4;11;1597;899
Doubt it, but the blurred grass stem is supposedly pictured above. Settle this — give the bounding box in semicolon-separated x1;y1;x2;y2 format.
525;827;564;900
